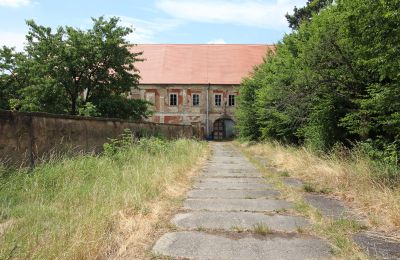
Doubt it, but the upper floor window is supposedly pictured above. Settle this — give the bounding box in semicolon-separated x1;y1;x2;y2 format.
228;94;235;106
215;94;222;106
169;93;177;106
192;94;200;106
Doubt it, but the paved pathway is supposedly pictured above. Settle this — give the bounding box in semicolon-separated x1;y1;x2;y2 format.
153;142;332;259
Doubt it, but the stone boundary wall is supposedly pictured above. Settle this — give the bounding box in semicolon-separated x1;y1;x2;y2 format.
0;110;196;167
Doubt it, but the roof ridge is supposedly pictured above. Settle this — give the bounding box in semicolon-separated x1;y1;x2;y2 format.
128;43;275;46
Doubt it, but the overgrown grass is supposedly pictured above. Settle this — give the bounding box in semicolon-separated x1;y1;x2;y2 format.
238;141;400;234
237;143;369;259
0;137;207;259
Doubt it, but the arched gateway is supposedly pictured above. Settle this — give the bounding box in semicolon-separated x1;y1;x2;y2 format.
213;118;235;140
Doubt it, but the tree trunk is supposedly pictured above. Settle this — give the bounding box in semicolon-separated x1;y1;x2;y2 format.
70;94;77;115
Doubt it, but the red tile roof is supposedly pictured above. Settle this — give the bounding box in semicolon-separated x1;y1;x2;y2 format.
128;44;274;85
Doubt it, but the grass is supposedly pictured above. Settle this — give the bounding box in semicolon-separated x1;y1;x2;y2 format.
196;226;206;232
294;201;313;216
231;225;245;233
303;182;317;193
235;142;370;259
279;171;290;177
252;223;273;236
317;219;367;256
0;138;207;259
237;141;400;234
293;198;368;258
320;187;333;194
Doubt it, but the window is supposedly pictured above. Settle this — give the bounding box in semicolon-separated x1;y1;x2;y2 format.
192;94;200;106
145;92;155;104
215;94;222;106
169;93;177;106
228;94;235;106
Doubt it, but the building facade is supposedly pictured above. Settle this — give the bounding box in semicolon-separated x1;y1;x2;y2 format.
129;44;273;139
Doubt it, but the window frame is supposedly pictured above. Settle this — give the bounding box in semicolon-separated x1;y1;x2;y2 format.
214;94;222;107
192;93;200;106
169;93;178;106
228;94;235;106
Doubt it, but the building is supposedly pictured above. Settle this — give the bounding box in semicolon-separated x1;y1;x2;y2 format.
129;44;273;139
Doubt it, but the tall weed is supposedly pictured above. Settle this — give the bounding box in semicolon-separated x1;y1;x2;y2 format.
0;136;206;259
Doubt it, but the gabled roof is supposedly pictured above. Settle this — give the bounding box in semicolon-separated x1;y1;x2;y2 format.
128;44;274;85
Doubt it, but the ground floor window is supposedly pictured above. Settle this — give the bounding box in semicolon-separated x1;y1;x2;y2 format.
192;94;200;106
169;93;177;106
215;94;222;106
228;94;235;106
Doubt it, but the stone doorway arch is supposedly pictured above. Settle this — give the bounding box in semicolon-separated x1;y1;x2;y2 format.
213;118;236;140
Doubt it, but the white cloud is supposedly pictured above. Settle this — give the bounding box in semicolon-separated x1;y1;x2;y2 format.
156;0;306;29
110;16;181;44
0;31;26;51
0;0;31;7
207;38;227;44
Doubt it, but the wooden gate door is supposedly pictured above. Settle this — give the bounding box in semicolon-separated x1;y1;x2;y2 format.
213;119;224;140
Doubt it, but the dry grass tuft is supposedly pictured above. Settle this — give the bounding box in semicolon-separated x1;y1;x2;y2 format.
239;141;400;236
252;222;273;236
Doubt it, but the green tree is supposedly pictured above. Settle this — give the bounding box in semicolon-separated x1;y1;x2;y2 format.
255;37;311;144
0;47;23;110
237;0;400;163
235;77;261;140
339;0;400;142
96;95;151;120
285;0;333;30
1;16;149;120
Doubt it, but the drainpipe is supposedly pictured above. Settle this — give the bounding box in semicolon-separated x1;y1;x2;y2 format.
206;83;210;138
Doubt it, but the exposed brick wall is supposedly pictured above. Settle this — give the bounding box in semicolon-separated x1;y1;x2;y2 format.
137;84;239;137
0;110;196;167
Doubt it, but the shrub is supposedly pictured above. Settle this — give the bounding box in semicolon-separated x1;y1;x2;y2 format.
103;129;135;156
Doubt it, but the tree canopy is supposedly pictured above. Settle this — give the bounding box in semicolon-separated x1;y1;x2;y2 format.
0;17;150;120
285;0;333;30
236;0;400;166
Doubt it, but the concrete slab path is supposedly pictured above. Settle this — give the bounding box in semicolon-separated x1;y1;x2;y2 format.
153;142;333;259
172;212;310;232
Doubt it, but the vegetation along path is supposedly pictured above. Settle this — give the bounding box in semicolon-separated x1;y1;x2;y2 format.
152;142;332;259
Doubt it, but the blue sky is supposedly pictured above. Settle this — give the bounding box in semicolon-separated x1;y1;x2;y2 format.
0;0;307;50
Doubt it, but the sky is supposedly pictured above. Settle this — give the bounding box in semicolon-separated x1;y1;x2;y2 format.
0;0;307;50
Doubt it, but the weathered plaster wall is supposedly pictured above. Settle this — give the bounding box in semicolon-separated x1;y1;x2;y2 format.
0;110;195;167
133;84;239;137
